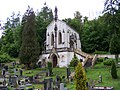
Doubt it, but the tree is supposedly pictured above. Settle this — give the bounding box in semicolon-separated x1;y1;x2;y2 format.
81;16;109;53
0;12;21;57
70;54;79;69
36;4;53;54
74;62;88;90
111;60;117;79
104;0;120;63
109;34;120;64
19;7;40;69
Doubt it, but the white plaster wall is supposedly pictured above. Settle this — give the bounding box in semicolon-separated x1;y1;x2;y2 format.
46;20;81;50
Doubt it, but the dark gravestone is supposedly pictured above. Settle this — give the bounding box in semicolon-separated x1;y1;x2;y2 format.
4;66;8;71
2;79;6;86
10;76;17;87
2;69;5;76
44;78;53;90
19;69;23;76
18;80;21;85
55;76;61;89
80;59;83;62
0;86;7;90
67;67;70;79
48;78;53;90
28;76;33;83
44;79;47;90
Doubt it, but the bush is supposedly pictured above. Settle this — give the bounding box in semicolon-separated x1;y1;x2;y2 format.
0;53;11;63
111;61;117;79
70;55;79;68
47;61;53;76
97;58;104;62
103;59;113;66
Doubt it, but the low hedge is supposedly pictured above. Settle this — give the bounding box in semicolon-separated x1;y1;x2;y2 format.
103;59;113;66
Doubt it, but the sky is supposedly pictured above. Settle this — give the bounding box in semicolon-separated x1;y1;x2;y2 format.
0;0;105;37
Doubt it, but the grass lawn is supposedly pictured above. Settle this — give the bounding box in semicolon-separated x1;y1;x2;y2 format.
86;62;120;90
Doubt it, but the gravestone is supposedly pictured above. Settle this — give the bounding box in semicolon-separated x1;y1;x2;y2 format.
44;78;53;90
28;76;33;83
0;86;7;90
44;79;47;90
60;83;64;90
4;65;8;71
19;69;23;76
99;75;102;83
66;67;70;79
9;76;18;87
2;79;6;86
2;69;5;77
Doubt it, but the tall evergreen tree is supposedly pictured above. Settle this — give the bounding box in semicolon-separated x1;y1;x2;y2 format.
19;7;40;69
74;62;88;90
111;60;117;79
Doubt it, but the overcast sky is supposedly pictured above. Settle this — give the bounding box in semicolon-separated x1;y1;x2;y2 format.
0;0;105;37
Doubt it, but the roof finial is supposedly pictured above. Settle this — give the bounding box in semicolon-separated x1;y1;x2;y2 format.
54;6;58;22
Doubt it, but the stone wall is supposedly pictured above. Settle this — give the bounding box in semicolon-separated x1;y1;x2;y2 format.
97;54;120;59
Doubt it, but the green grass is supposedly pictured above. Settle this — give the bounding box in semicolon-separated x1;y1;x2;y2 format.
86;63;120;90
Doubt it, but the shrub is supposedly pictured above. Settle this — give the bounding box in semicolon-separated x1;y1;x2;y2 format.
97;58;104;62
0;53;11;63
111;61;117;79
47;61;53;76
103;59;113;66
74;62;88;90
70;55;79;68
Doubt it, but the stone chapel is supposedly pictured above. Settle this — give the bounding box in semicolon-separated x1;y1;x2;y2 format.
38;7;93;67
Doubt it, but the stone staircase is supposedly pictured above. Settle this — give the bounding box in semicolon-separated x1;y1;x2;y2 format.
74;49;97;67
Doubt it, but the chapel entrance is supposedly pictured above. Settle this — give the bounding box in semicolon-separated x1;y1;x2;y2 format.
51;54;57;67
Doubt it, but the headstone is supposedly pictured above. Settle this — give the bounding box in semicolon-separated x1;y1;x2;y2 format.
60;83;64;90
28;76;33;83
44;79;47;90
4;65;8;71
67;67;70;79
2;79;6;86
2;69;5;77
0;86;7;90
19;69;23;76
49;78;53;90
18;80;21;85
99;75;102;83
10;76;18;87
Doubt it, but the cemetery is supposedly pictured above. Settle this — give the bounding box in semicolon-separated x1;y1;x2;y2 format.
0;0;120;90
0;58;119;90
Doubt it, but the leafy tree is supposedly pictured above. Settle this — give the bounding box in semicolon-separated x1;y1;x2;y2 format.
104;0;120;63
81;17;109;53
74;62;88;90
0;12;21;57
111;60;117;79
36;4;53;54
0;52;11;63
19;7;40;69
70;54;79;69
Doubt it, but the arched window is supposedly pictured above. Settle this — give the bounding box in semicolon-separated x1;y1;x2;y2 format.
58;32;62;44
51;33;54;45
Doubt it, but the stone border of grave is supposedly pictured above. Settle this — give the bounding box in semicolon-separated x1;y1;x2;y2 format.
91;86;114;90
